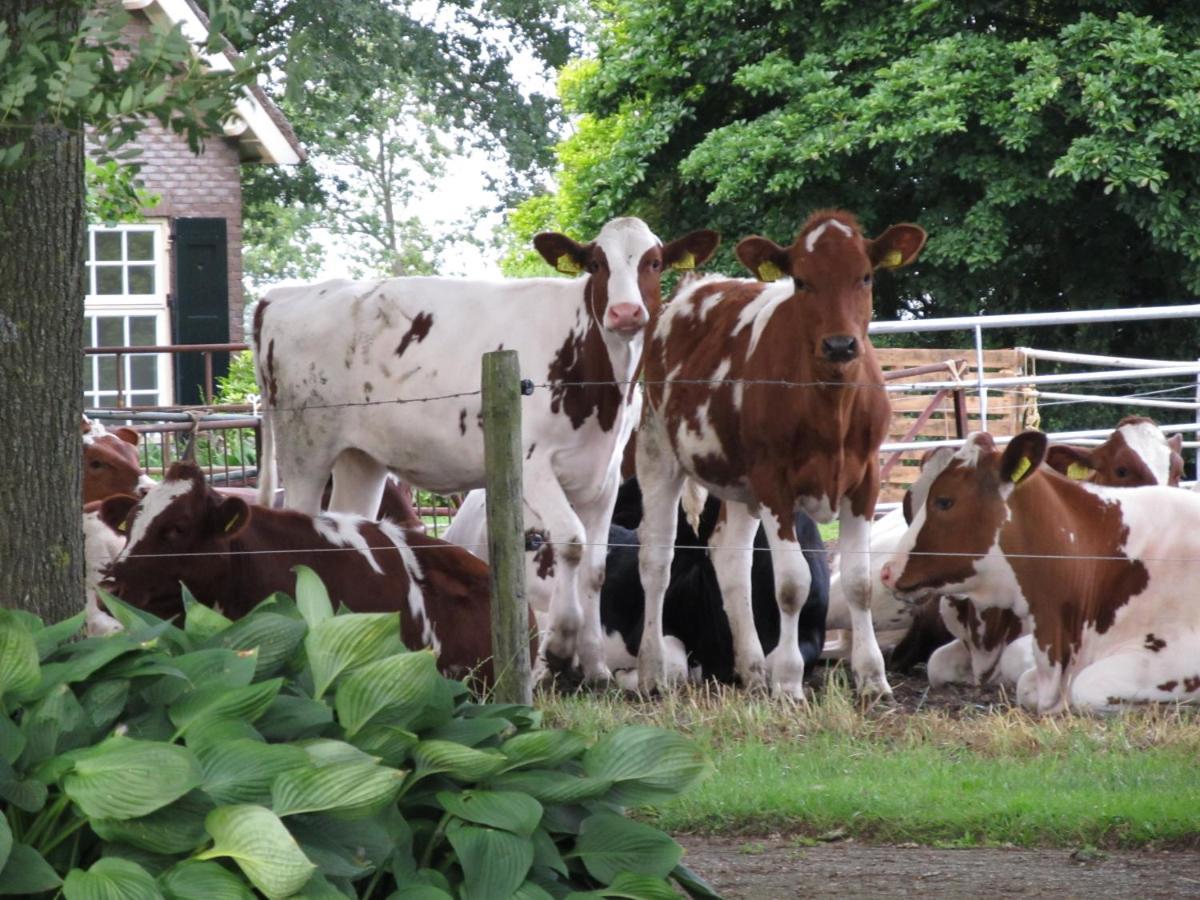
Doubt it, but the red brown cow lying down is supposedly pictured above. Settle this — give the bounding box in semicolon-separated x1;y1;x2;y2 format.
82;416;155;504
100;462;524;683
882;430;1200;713
923;416;1186;689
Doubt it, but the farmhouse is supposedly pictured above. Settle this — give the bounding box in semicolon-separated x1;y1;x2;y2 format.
84;0;303;408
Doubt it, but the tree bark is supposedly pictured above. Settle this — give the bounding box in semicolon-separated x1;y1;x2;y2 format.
0;1;86;621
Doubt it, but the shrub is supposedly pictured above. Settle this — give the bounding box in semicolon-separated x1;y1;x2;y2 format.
0;570;717;898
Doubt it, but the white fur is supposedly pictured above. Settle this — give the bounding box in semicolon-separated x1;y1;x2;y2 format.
1117;420;1173;485
804;219;853;253
83;510;125;636
377;519;440;655
120;477;194;558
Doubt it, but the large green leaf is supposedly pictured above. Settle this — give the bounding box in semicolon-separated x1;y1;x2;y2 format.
491;769;613;804
500;730;588;770
531;827;568;877
19;682;86;767
158;860;254;900
91;792;213;855
206;614;307;679
307;613;402;699
292;565;333;629
32;612;86;659
513;882;556;900
184;718;263;754
564;872;683;900
334;651;444;736
426;716;511;747
198;739;310;805
255;693;333;741
411;740;506;782
0;611;40;701
298;738;378;768
446;824;533;900
197;805;316;899
0;817;10;874
0;714;24;764
349;725;418;766
271;760;405;818
80;678;131;733
0;842;61;894
62;857;162;900
63;736;202;819
0;755;47;812
571;813;682;884
670;862;723;899
286;813;395;879
582;727;711;806
168;678;283;739
139;649;256;707
183;589;233;641
388;887;453;900
436;790;543;837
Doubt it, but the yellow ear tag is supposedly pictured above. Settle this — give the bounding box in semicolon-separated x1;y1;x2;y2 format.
671;251;696;271
556;254;582;275
117;521;127;533
881;250;903;268
757;260;784;282
224;515;239;533
1066;462;1094;481
1010;456;1032;483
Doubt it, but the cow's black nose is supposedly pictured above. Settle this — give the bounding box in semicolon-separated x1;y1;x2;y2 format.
822;335;859;362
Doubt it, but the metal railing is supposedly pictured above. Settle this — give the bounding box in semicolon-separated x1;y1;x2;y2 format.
83;341;249;408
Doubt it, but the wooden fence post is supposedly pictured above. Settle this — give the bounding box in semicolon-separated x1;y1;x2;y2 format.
481;350;532;705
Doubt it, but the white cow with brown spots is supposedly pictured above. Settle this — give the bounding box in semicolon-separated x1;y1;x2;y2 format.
882;430;1200;713
253;219;719;682
638;209;926;698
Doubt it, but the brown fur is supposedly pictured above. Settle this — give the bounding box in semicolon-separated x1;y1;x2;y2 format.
83;427;145;504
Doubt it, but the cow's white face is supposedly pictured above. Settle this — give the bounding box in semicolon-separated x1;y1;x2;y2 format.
591;217;663;338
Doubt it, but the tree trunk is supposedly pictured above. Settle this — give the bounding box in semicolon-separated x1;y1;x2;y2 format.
0;1;86;621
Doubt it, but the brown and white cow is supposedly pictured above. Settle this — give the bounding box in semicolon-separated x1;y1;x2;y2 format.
637;210;925;697
924;416;1187;689
254;218;719;683
101;462;520;682
881;430;1200;713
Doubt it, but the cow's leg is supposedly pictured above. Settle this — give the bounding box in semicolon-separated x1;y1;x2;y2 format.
574;475;623;684
329;448;388;518
759;508;813;700
996;633;1035;688
927;639;972;687
709;502;767;691
525;470;592;679
636;416;687;694
275;417;335;515
839;496;892;697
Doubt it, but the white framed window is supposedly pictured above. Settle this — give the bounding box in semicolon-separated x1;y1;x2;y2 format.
84;222;174;408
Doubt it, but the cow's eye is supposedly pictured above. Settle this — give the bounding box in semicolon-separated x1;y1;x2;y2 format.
934;496;955;511
793;278;807;291
862;272;872;285
1116;466;1129;478
650;258;661;271
89;460;104;470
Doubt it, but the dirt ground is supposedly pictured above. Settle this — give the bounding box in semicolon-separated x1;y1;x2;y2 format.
677;834;1200;899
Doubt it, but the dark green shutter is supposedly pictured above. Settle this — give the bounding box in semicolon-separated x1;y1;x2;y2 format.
173;217;230;405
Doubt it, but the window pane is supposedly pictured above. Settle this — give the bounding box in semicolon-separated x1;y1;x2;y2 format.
95;265;123;295
127;231;154;261
95;231;122;261
97;316;123;347
98;356;118;390
129;316;156;346
84;360;94;392
95;394;119;409
130;391;159;407
130;355;157;390
128;265;154;295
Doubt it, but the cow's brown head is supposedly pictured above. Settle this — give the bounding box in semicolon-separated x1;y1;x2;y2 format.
734;211;925;370
1045;416;1184;488
534;218;720;339
882;431;1047;603
82;419;153;504
100;461;250;619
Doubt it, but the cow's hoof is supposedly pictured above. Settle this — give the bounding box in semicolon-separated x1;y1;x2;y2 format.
767;649;806;702
854;676;895;702
542;646;575;675
581;663;614;688
735;657;769;693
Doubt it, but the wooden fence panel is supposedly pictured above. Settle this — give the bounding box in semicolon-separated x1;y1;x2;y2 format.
875;348;1035;502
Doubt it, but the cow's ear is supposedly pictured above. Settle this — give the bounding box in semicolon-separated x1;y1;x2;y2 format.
1044;445;1094;482
1000;431;1048;487
533;232;588;275
100;494;139;535
869;224;926;270
735;236;790;282
212;496;250;539
1169;433;1184;455
663;230;720;272
112;427;140;447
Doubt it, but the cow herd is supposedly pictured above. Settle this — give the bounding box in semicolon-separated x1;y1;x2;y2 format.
81;210;1200;713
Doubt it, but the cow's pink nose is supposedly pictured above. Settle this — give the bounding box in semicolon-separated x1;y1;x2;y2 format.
880;561;894;587
606;303;645;334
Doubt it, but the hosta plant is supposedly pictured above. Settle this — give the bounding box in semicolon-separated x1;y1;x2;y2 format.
0;567;717;898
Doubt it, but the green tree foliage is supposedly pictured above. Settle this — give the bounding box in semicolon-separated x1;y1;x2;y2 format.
235;0;583;281
507;2;1200;365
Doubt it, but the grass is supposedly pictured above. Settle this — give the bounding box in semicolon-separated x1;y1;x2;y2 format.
538;671;1200;849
